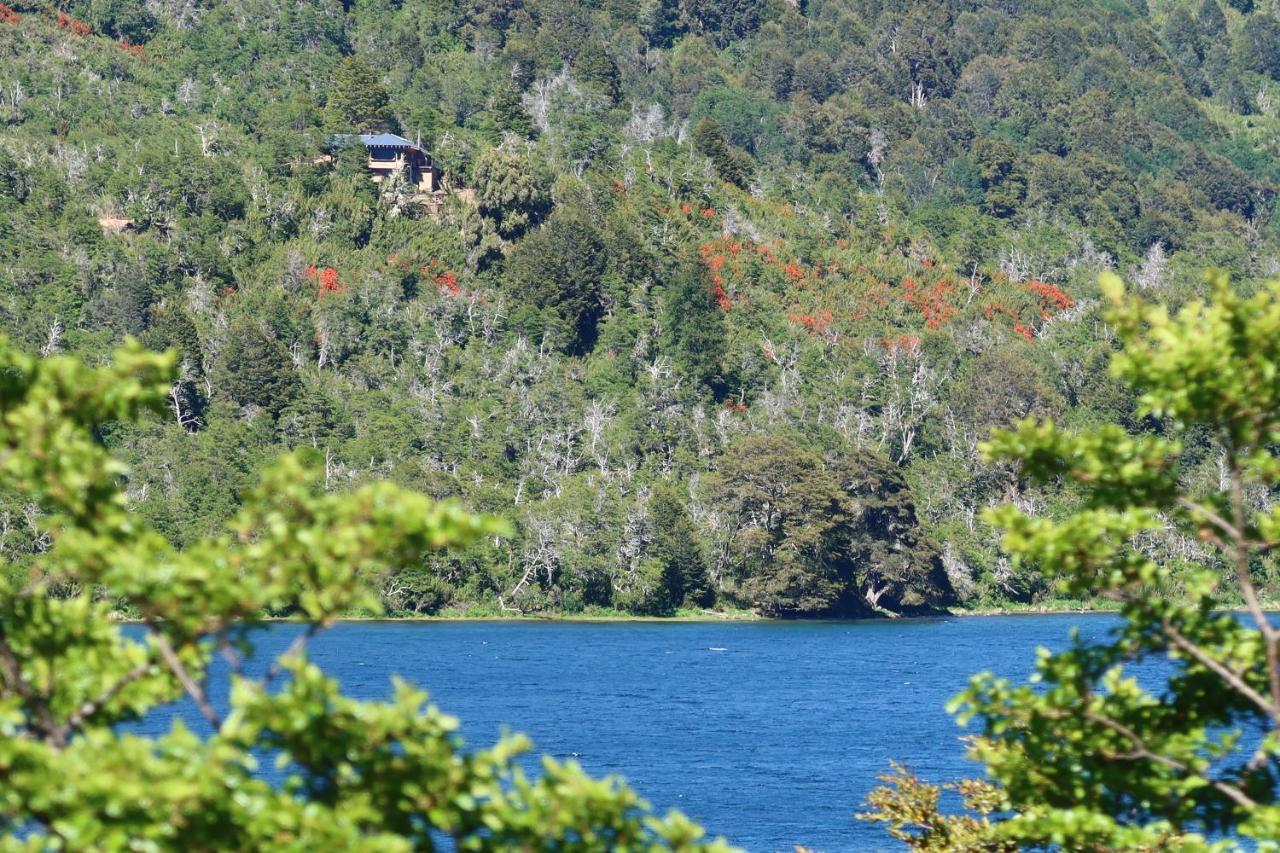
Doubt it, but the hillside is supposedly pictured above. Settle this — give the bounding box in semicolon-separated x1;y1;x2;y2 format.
1;0;1279;616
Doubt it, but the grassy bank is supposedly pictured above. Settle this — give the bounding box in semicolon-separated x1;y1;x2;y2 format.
947;598;1125;617
249;602;1124;623
113;603;1143;623
338;605;768;622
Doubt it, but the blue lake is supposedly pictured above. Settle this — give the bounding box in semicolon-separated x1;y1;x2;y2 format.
140;614;1123;852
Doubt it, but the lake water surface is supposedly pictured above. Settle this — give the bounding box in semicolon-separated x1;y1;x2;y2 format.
145;614;1122;852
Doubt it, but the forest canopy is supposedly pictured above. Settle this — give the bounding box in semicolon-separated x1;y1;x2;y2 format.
0;0;1278;616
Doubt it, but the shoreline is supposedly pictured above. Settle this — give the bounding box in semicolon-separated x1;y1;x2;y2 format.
111;601;1280;625
324;599;1133;622
111;602;1134;625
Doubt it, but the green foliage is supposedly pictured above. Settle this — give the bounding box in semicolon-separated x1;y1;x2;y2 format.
835;451;953;614
647;482;714;611
677;0;768;47
713;435;849;616
660;260;727;396
490;80;534;138
327;57;395;132
859;763;1013;852
973;138;1026;219
573;40;621;104
864;272;1280;848
2;0;1280;620
691;118;754;190
505;211;608;354
468;146;550;266
713;437;953;617
473;147;549;235
219;322;301;418
1238;15;1280;81
84;0;157;42
0;338;733;850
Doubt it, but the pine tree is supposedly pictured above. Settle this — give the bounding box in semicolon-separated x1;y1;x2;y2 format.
504;212;607;354
573;40;621;104
1197;0;1227;38
473;147;549;239
142;303;203;377
660;260;727;397
490;82;533;138
221;323;301;417
326;57;395;132
974;137;1026;218
649;483;714;609
691;118;753;189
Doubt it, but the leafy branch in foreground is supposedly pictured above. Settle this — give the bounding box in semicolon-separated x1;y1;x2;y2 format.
0;338;732;850
862;273;1280;850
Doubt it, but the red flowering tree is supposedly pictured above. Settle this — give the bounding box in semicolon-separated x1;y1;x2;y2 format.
304;266;345;299
56;11;92;35
981;279;1074;342
423;260;463;295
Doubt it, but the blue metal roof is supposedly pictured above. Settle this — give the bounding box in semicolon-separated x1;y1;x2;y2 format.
329;133;424;153
359;133;417;149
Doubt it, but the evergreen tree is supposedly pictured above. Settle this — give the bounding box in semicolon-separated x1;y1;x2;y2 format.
278;387;352;449
462;0;522;44
1197;0;1227;39
648;483;714;609
660;260;727;397
715;435;851;617
141;302;203;378
142;302;206;431
973;137;1026;218
678;0;766;47
715;436;955;617
504;212;607;354
490;81;533;138
834;451;952;615
573;40;621;104
1240;13;1280;80
691;118;754;189
86;0;156;42
472;147;550;239
636;0;682;46
326;57;395;132
1163;6;1204;66
220;323;301;417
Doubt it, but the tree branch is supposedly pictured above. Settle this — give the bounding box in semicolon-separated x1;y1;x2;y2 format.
1178;497;1245;547
1087;711;1256;809
0;622;62;745
1224;455;1280;722
1162;618;1280;726
152;633;221;729
61;657;155;736
262;622;322;688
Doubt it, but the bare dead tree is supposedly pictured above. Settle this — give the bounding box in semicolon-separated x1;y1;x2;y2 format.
39;318;63;358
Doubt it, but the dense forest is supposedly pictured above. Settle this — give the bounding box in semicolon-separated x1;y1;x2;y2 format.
1;0;1278;617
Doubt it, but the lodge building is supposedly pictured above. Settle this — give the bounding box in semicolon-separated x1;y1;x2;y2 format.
331;132;443;194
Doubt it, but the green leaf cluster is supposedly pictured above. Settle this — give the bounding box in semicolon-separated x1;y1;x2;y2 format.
864;273;1280;848
0;338;732;851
